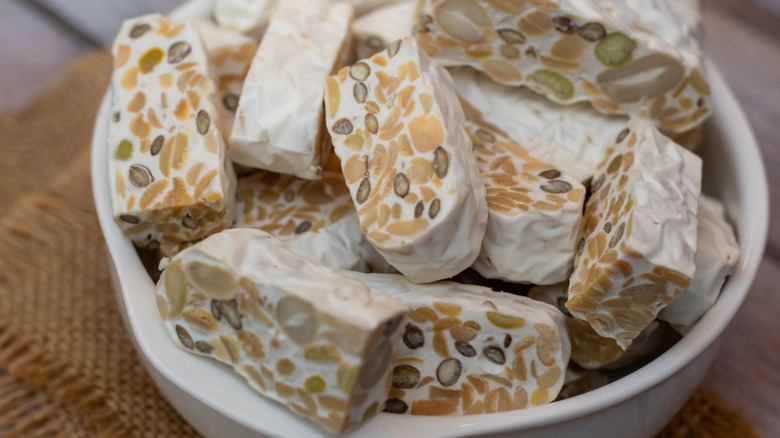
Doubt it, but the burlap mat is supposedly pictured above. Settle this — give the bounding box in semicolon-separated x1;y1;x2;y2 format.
0;51;762;438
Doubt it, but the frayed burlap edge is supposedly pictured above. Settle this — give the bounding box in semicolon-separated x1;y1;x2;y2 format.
0;192;134;437
657;387;761;438
0;342;109;438
0;373;80;438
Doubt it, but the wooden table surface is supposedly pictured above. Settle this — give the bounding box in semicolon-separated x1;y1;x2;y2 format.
1;0;778;436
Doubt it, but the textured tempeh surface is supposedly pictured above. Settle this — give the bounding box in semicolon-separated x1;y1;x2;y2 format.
346;272;570;415
0;0;778;436
108;14;236;248
325;37;488;283
464;118;585;285
414;0;711;133
229;0;353;180
156;228;407;433
228;161;393;273
567;118;701;349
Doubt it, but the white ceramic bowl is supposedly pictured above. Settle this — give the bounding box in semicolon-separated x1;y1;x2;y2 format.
91;2;768;437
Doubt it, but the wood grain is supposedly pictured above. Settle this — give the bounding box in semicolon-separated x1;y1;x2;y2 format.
701;258;780;436
702;5;780;260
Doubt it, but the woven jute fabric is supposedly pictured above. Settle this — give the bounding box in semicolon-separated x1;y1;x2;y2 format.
0;51;762;438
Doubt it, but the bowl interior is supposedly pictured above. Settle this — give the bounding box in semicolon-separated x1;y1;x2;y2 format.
90;2;768;436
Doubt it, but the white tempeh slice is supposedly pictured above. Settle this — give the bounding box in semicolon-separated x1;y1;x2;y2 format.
466;119;585;285
232;156;393;273
155;228;407;434
230;0;354;180
213;0;279;39
658;195;740;335
451;67;626;182
344;272;570;414
567;118;701;349
108;14;235;249
530;282;678;369
352;0;418;59
192;19;258;140
324;37;488;283
414;0;711;133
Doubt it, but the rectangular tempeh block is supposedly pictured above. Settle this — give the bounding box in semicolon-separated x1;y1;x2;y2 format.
324;37;488;283
466;119;585;285
415;0;711;132
658;195;740;335
567;118;701;349
345;272;570;415
109;14;235;248
193;19;258;140
451;67;626;182
230;0;354;179
233;156;393;273
156;228;407;434
352;0;417;59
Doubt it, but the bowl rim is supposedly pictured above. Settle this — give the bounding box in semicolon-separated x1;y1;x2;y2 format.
91;1;769;436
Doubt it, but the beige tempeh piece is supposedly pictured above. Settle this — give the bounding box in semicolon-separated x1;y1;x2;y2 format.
531;282;678;369
213;0;279;39
232;156;393;273
192;19;257;139
230;0;354;180
345;272;570;415
108;14;235;249
451;67;626;182
414;0;711;133
352;0;418;59
659;195;740;335
567;118;701;350
466;119;585;285
324;37;488;283
155;228;407;434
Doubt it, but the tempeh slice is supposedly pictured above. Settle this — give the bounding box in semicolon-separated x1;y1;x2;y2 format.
325;37;488;283
230;0;354;179
108;14;235;248
531;282;679;369
192;19;257;140
466;119;585;285
232;156;392;273
415;0;711;132
345;272;570;414
567;118;701;349
658;195;740;335
156;228;407;434
452;67;626;182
